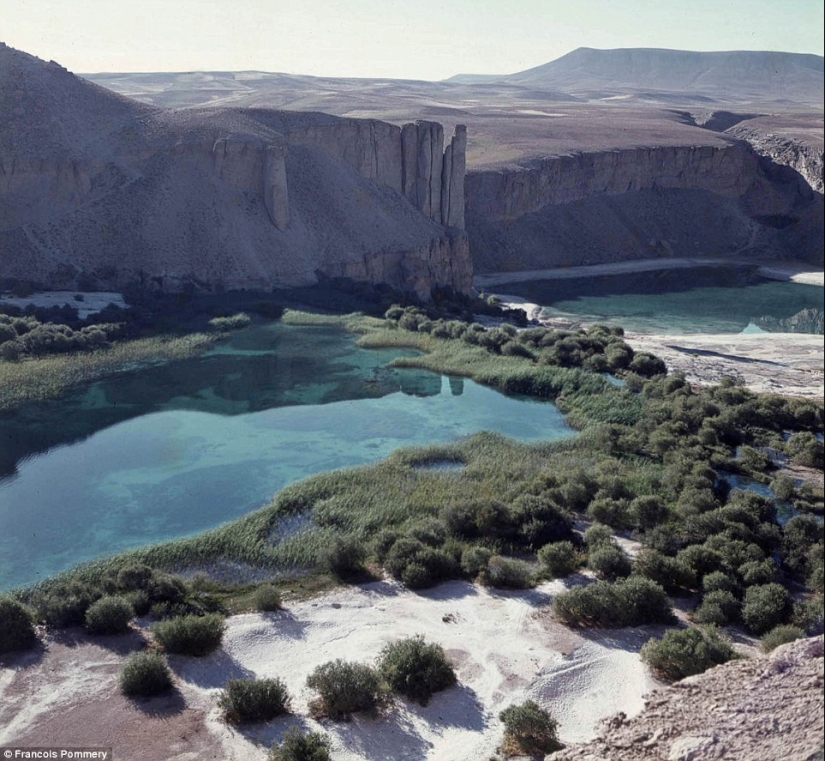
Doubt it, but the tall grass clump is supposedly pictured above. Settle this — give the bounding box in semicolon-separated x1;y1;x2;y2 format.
253;583;283;612
219;677;291;723
151;613;225;656
378;636;457;705
0;596;37;654
270;728;331;761
119;651;173;696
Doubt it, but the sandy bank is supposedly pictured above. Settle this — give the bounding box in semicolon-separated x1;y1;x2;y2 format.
1;579;664;761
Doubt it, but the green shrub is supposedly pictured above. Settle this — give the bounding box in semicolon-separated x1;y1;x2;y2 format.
117;563;155;591
760;624;806;653
552;577;674;628
407;518;448;547
270;728;331;761
588;544;632;581
586;498;628;528
537;541;580;579
119;651;173;696
461;546;493;578
33;581;99;627
583;523;613;549
702;571;741;597
0;596;37;654
739;559;777;586
306;659;384;719
378;636;457;705
693;590;741;626
628;495;669;530
741;584;791;635
481;556;534;589
641;626;738;681
219;678;291;723
151;613;225;656
318;534;367;578
633;550;695;594
253;584;283;612
84;595;135;635
385;538;459;589
499;700;563;756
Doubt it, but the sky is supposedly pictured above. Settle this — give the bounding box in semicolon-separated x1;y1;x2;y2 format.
2;0;823;80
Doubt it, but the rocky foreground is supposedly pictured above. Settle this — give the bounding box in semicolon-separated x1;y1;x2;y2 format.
553;635;824;761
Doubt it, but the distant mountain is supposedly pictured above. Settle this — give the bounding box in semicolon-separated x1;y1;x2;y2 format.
502;47;824;105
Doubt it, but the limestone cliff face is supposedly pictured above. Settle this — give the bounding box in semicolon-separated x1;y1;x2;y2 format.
0;45;470;298
466;141;823;272
726;123;824;194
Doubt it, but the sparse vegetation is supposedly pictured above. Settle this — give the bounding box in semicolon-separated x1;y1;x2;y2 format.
253;584;283;612
761;624;806;652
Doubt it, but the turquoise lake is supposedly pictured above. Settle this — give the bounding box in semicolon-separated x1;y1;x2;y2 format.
0;322;574;590
493;266;824;334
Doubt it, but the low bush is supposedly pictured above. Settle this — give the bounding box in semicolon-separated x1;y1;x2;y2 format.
0;596;37;654
481;556;534;589
760;624;806;653
33;581;99;627
537;540;580;579
378;636;457;705
693;590;741;626
588;544;632;580
701;571;741;597
552;577;674;628
84;595;135;635
499;700;563;756
741;583;791;635
318;534;367;578
151;613;225;656
306;659;385;719
219;677;291;723
270;728;331;761
253;584;283;612
460;545;493;578
633;550;695;594
384;538;459;589
640;626;738;681
583;523;614;549
119;651;173;696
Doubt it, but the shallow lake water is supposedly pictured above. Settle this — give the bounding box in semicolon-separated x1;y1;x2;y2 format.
0;322;574;590
493;266;824;334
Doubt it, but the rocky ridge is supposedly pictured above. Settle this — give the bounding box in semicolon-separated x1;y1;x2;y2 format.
552;635;824;761
0;43;470;297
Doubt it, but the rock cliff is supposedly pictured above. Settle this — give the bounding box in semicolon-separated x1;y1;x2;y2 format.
0;44;470;298
466;140;824;273
553;635;824;761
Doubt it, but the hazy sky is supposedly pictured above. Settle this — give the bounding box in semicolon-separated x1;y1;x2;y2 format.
3;0;823;79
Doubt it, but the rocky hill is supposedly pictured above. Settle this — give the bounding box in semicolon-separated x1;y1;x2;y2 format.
554;635;824;761
0;43;471;297
503;48;825;106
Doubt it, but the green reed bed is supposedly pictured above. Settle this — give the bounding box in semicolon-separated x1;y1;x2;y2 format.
0;332;216;412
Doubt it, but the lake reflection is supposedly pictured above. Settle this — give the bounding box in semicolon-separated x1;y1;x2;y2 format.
0;323;573;589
